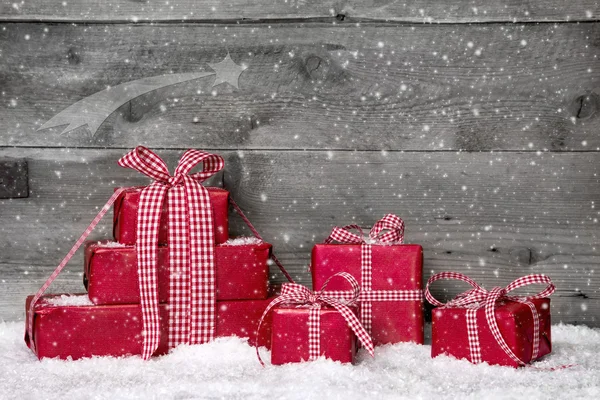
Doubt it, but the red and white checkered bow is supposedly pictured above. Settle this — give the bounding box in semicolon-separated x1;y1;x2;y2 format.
321;214;421;335
256;272;374;366
425;272;555;366
324;213;405;245
118;146;224;359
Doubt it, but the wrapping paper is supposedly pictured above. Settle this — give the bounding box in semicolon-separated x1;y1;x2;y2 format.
311;243;424;345
270;306;357;365
431;298;552;367
25;295;274;360
84;240;271;304
113;186;229;245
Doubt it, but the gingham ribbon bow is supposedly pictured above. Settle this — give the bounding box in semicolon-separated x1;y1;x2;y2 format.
322;214;421;335
118;146;224;359
256;272;374;365
324;213;405;245
425;272;555;366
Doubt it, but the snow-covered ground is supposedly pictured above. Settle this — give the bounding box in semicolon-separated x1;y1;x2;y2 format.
1;322;598;399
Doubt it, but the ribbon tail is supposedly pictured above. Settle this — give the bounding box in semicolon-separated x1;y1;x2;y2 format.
185;178;216;344
27;188;127;355
330;303;374;357
255;295;292;366
137;184;167;360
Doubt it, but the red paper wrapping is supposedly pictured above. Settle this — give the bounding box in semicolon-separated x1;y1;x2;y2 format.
270;306;357;365
113;186;229;245
431;298;551;367
25;294;275;360
311;243;424;345
84;240;271;304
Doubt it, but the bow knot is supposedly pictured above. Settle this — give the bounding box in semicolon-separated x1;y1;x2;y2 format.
167;174;184;187
325;214;405;245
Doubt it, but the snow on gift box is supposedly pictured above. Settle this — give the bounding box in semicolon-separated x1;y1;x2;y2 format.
83;238;272;304
256;272;374;365
311;214;424;346
25;294;275;360
426;272;555;368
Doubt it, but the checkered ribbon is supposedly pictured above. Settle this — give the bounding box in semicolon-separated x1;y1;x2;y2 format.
425;272;555;366
321;214;421;335
26;187;128;355
118;146;224;359
256;272;374;366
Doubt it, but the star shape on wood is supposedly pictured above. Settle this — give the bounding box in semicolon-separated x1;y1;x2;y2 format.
208;53;248;89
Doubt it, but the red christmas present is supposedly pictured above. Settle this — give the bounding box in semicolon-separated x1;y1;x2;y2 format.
256;272;374;365
84;238;271;304
311;214;424;346
271;306;357;365
426;272;555;368
25;294;275;360
113;186;229;245
27;147;235;361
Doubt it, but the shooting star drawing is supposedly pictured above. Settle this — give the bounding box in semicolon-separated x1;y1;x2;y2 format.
37;53;247;137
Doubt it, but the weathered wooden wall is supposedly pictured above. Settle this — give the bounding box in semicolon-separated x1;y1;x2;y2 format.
0;1;599;325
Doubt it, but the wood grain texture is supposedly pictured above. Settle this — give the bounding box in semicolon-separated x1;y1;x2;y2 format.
0;148;598;325
0;0;598;23
1;22;600;151
0;159;28;198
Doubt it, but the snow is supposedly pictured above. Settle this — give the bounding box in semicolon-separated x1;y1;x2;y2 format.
94;240;128;248
223;237;264;246
1;322;599;399
44;294;93;307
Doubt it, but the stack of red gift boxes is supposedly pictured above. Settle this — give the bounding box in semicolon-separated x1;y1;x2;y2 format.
25;178;277;360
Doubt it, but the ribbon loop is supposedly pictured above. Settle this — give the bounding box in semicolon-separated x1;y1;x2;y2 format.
369;213;405;244
118;146;171;183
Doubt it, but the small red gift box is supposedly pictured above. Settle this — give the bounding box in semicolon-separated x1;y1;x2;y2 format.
113;186;229;245
25;294;275;360
431;298;551;367
84;239;271;304
271;306;357;365
311;239;424;346
426;272;555;368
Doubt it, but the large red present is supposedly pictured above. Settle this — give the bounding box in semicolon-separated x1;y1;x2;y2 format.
25;294;275;360
311;215;424;346
256;272;374;365
113;186;229;245
84;238;270;304
26;147;237;361
426;272;555;368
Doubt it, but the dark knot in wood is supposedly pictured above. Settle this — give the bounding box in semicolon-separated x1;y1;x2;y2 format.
67;47;81;65
305;55;328;82
569;92;599;120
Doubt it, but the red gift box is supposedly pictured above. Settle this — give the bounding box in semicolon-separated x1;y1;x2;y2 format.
311;243;424;345
113;186;229;245
426;272;556;368
84;239;271;304
431;298;551;368
25;294;275;360
271;306;357;365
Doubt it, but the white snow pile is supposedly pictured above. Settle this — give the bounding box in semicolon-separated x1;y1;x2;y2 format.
1;322;599;399
44;294;94;307
222;237;263;246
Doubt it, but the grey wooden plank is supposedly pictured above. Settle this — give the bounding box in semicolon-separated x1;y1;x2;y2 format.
0;148;598;325
1;23;600;151
0;159;28;198
0;0;598;23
